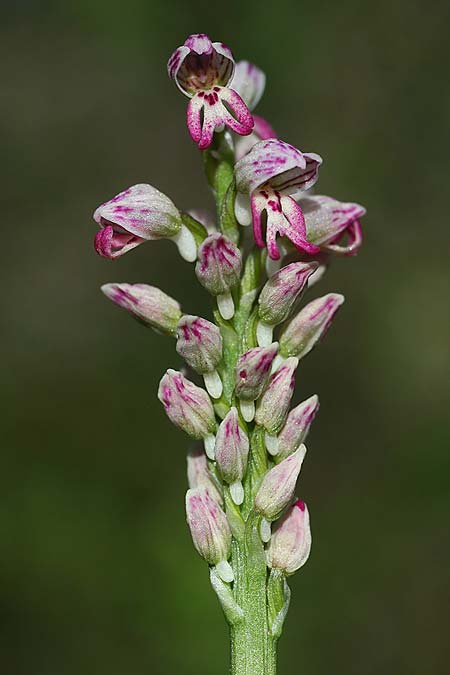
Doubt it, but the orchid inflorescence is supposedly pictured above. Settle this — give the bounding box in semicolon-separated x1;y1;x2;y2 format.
94;33;365;675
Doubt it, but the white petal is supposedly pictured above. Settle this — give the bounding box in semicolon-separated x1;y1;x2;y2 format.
170;224;197;262
215;560;234;583
203;370;223;399
234;192;252;226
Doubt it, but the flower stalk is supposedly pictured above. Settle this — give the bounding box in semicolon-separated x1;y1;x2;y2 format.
93;32;366;675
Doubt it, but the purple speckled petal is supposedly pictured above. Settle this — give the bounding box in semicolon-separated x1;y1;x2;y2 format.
299;195;365;256
187;87;253;150
167;45;190;81
186;487;231;566
101;282;182;334
250;190;320;261
266;499;312;574
230;60;266;110
94;184;181;241
279;293;345;360
158;369;216;439
94;225;145;259
271;152;323;196
235;139;309;195
323;219;363;256
185;34;214;53
234;114;277;162
168;34;235;97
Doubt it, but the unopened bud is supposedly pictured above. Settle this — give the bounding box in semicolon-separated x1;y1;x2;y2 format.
255;357;298;435
186;488;233;581
254;446;306;521
277;395;319;461
187;449;223;505
235;343;279;404
215;407;249;505
101;283;181;336
279;293;344;359
258;262;318;326
266;500;312;574
158;369;216;440
176;315;223;373
195;234;242;320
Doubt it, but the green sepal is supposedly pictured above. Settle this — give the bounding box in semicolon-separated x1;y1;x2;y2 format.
180;212;208;246
210;568;244;626
219;178;240;244
224;487;245;541
214;310;239;405
241;306;259;352
242;427;269;517
267;569;291;638
234;248;263;333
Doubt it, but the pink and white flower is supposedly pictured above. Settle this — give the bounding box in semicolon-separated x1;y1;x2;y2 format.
266;500;312;574
230;60;277;160
279;293;345;360
234;139;323;260
168;34;253;150
254;446;306;521
186;487;233;581
101;283;181;336
93;184;196;262
300;194;366;256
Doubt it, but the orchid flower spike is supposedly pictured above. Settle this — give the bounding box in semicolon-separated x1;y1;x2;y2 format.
234;139;323;260
93;184;196;262
168;34;254;150
299;194;366;256
230;60;277;160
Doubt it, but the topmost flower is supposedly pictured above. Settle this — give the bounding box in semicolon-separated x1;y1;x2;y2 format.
168;34;254;150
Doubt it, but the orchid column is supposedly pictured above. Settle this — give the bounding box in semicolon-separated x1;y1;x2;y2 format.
93;33;366;675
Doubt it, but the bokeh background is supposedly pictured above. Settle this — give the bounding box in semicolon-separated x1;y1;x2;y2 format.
2;1;449;673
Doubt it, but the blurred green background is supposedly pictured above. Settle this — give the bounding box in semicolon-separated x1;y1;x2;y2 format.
2;1;449;673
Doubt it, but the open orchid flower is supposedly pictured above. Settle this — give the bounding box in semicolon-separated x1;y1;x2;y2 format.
231;60;277;160
94;184;196;262
168;34;254;150
299;194;366;256
234;139;323;260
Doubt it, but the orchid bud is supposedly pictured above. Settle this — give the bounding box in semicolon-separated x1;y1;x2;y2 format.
195;233;242;320
214;407;249;505
277;395;319;461
186;488;234;582
187;448;223;506
266;500;312;574
234;343;278;422
258;262;319;326
176;315;223;398
254;446;306;521
101;283;181;336
255;357;298;439
279;293;344;359
158;370;216;447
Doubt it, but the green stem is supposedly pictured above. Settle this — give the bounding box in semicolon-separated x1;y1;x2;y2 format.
209;137;280;675
230;517;277;675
